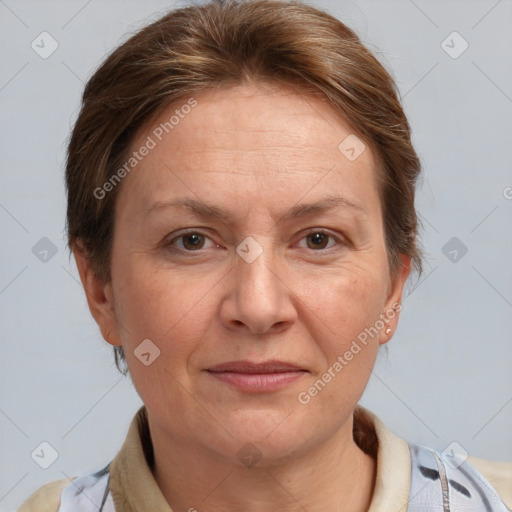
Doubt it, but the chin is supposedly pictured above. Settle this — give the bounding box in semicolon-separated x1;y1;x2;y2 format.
208;409;320;465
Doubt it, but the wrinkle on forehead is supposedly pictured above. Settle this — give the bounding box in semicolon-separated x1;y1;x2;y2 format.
116;81;381;232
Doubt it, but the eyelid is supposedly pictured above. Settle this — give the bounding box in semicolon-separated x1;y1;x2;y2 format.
299;228;347;250
164;227;347;253
164;228;218;251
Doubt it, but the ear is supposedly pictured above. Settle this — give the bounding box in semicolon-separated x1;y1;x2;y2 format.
72;240;122;347
379;254;411;345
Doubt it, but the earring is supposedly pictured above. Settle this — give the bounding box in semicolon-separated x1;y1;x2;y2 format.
385;328;392;335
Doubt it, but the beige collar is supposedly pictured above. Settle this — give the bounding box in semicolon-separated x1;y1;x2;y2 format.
109;405;412;511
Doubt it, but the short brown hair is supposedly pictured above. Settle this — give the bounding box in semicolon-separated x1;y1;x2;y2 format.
65;0;423;373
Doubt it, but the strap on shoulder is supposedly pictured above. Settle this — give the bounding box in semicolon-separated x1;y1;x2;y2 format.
57;463;115;512
407;443;509;512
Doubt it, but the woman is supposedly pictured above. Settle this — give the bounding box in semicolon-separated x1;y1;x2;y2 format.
19;0;511;510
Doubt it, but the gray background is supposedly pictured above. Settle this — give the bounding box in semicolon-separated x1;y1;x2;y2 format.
1;0;511;510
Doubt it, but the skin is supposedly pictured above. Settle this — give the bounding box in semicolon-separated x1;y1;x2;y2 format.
74;81;410;511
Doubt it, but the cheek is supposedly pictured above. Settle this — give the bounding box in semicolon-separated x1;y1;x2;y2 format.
114;261;214;406
297;272;383;415
302;265;387;340
298;269;386;403
112;257;216;355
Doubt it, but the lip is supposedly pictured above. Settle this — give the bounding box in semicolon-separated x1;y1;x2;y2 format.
206;360;308;392
207;360;305;373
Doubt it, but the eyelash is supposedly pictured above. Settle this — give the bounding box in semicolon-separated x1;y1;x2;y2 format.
164;228;346;255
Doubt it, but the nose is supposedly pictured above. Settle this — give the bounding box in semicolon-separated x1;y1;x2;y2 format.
220;238;297;335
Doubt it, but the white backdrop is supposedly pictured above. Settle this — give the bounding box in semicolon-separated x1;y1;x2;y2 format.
1;0;511;510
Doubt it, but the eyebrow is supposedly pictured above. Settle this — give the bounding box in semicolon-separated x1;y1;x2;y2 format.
144;195;368;223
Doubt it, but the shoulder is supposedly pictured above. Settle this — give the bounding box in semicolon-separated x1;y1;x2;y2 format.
467;454;512;509
18;464;112;512
409;442;512;511
17;477;74;512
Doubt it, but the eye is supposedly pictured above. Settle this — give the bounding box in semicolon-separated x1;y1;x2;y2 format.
165;230;216;252
299;229;344;251
164;228;345;255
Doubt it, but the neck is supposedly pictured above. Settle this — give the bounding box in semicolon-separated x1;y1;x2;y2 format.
148;412;376;512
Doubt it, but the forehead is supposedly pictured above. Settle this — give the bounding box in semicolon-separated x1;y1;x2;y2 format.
116;82;381;221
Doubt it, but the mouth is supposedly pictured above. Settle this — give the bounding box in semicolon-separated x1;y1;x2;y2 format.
206;360;308;392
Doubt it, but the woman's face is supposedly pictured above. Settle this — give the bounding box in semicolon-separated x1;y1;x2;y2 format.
85;82;409;464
